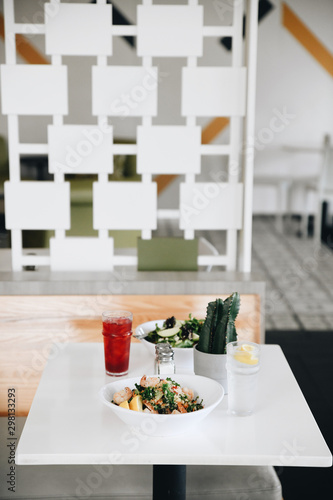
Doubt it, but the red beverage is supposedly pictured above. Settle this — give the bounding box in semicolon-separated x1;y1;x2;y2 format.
102;311;133;376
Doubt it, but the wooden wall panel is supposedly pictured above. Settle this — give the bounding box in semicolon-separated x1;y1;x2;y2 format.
0;294;261;416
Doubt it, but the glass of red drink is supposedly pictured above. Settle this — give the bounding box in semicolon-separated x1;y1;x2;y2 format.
102;311;133;376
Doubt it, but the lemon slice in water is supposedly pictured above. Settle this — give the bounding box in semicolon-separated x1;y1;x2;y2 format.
234;345;258;365
240;343;255;352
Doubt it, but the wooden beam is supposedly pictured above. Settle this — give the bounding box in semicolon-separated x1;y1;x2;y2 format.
15;33;49;64
157;174;178;195
154;2;333;196
0;14;49;64
201;117;230;145
282;3;333;78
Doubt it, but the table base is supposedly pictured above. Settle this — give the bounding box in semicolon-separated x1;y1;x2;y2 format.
153;465;186;500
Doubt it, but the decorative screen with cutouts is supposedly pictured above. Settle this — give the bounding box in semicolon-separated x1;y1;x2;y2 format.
1;0;257;272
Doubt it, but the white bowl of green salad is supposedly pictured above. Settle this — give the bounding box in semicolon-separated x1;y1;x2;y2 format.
135;316;204;371
99;374;224;436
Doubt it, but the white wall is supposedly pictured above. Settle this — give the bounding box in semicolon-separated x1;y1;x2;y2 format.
256;0;333;147
253;0;333;214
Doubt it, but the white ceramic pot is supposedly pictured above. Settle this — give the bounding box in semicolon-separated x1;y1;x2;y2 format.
193;345;228;394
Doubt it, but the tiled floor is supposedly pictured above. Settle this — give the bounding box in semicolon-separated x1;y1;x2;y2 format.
251;217;333;331
156;215;333;331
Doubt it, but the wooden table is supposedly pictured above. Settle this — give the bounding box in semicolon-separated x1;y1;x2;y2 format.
16;342;332;498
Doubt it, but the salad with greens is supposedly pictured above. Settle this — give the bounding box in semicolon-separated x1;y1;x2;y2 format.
112;375;204;414
145;315;204;348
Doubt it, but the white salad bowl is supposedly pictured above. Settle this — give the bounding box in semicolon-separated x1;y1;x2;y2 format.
135;319;195;371
99;374;224;437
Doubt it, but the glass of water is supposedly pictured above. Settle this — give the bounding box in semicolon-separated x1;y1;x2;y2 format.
226;341;260;416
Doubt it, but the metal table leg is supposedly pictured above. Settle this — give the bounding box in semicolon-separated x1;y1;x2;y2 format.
153;465;186;500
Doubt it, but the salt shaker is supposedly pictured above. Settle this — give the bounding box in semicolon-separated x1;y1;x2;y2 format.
154;344;175;375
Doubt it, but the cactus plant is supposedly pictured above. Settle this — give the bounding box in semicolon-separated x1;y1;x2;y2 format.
197;293;240;354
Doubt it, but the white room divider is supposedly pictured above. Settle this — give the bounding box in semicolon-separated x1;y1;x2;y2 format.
1;0;258;272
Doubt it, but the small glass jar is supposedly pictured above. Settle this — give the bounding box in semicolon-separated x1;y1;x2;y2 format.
154;344;175;375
